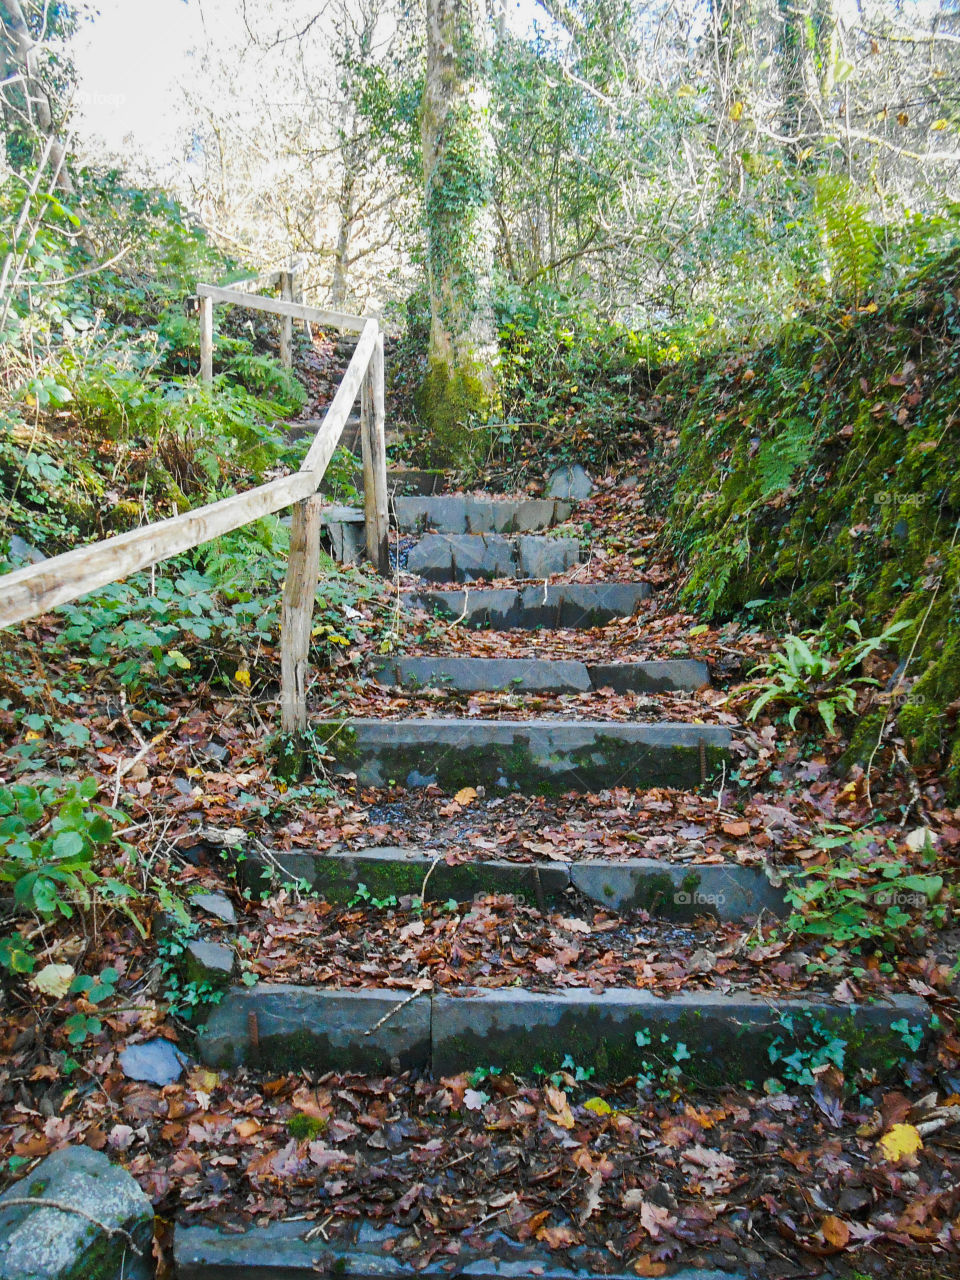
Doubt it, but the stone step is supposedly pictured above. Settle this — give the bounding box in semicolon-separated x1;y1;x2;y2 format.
316;719;731;792
384;467;447;496
406;533;581;582
175;1219;742;1280
370;656;709;693
244;845;785;921
395;496;573;534
401;583;651;630
197;982;929;1083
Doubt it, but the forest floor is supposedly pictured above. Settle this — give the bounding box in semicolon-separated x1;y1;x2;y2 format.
2;333;960;1279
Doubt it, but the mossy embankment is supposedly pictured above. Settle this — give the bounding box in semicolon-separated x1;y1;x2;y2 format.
663;248;960;794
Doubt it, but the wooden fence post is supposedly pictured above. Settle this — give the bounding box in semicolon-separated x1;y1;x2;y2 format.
293;265;307;334
199;294;214;385
280;495;324;735
279;270;294;369
360;332;389;574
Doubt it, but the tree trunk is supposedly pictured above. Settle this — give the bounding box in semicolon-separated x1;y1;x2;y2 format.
0;0;74;193
777;0;837;165
418;0;498;464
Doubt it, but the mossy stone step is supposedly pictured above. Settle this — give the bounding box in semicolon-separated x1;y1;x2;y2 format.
394;496;573;534
243;845;785;921
406;533;580;582
316;719;731;793
198;983;930;1085
402;583;651;630
370;656;709;693
175;1218;743;1279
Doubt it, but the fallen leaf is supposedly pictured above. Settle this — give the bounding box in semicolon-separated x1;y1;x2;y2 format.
537;1224;579;1248
879;1123;923;1162
545;1084;575;1129
822;1215;850;1248
32;963;75;999
454;787;478;806
721;820;750;837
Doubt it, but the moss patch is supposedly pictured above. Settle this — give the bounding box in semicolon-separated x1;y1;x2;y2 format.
414;358;495;467
664;248;960;795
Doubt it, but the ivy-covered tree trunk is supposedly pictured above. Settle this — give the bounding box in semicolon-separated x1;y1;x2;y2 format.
419;0;498;463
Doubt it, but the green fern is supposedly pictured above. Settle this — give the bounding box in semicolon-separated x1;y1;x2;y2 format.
814;176;879;305
757;416;815;496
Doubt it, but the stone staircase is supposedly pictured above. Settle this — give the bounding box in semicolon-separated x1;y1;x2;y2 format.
176;480;932;1278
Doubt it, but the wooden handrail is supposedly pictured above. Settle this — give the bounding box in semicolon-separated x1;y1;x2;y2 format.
196;285;366;334
0;272;391;737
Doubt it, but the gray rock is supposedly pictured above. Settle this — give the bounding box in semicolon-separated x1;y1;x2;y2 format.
193;982;929;1081
202;742;230;764
0;1145;154;1280
430;987;930;1083
184;940;235;989
370;657;592;693
394;497;572;535
516;535;580;578
189;892;237;926
7;535;45;566
199;985;431;1073
401;588;521;629
587;659;709;693
326;520;365;565
177;1218;719;1278
544;464;593;500
401;582;651;631
406;534;516;582
247;846;572;907
321;504;364;523
320;718;732;793
569;860;786;921
119;1038;188;1086
518;583;651;628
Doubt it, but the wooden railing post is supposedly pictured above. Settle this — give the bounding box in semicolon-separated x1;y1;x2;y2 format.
292;264;307;334
279;270;294;369
280;495;324;734
199;294;214;385
360;331;389;574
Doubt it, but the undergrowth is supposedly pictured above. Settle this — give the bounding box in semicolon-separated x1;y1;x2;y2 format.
666;245;960;795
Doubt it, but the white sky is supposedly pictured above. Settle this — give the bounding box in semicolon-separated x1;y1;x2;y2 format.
70;0;545;172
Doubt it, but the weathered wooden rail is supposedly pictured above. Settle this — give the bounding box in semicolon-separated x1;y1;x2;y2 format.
0;267;390;735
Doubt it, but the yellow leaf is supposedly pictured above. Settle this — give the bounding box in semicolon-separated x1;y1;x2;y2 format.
24;730;43;741
878;1123;923;1161
187;1067;220;1092
729;101;744;121
932;118;949;131
185;766;204;779
584;1096;613;1116
235;667;251;688
32;963;75;999
454;787;478;806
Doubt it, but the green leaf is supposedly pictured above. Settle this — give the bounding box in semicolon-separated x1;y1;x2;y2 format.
51;830;84;859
